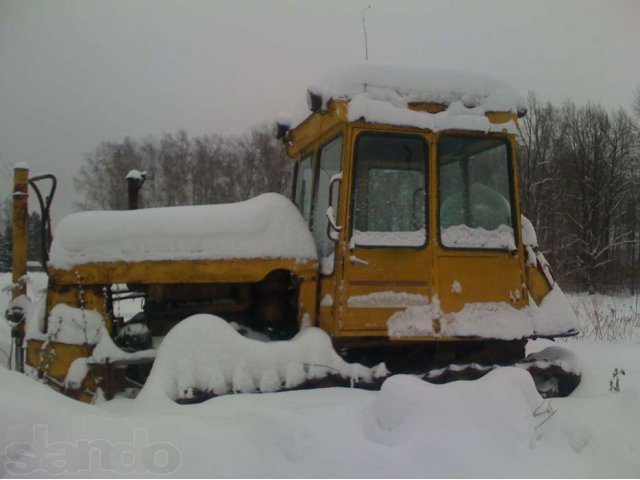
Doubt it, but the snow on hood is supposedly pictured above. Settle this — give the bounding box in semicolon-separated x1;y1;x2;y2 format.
49;193;317;269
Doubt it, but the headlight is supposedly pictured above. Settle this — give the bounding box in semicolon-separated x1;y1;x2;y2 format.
5;305;25;328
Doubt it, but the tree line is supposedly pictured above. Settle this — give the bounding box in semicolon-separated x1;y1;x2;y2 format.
0;205;44;272
73;126;292;210
518;93;640;293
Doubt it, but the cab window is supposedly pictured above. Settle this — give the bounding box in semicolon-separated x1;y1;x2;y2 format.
294;154;313;222
352;133;427;247
438;136;516;250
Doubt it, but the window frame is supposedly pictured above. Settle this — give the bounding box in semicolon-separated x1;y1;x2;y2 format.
292;152;315;228
349;130;429;250
310;132;344;276
436;133;519;252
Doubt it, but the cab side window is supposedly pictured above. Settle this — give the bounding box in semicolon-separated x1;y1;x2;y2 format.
294;154;313;222
312;136;343;274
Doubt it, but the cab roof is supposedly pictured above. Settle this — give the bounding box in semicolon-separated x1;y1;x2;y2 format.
308;63;526;114
284;64;526;157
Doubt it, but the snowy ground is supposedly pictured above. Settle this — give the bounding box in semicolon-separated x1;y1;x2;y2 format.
1;272;639;477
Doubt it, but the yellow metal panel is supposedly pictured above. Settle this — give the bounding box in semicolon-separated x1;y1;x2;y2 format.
287;100;349;158
437;253;526;312
50;258;318;286
318;277;336;335
408;102;448;114
26;339;93;381
526;264;552;305
486;111;518;124
298;277;318;326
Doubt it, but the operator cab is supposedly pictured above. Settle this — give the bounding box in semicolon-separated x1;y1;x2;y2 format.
283;64;530;341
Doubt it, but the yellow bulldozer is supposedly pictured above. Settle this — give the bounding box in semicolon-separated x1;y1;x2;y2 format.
5;64;580;403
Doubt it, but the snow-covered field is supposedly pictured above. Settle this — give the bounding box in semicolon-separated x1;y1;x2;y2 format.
1;272;639;477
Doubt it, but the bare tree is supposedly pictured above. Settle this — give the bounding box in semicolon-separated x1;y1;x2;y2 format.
74;124;292;211
74;138;143;210
555;103;636;292
517;93;565;269
633;85;640;121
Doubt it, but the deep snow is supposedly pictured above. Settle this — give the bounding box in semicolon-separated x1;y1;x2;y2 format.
1;272;639;477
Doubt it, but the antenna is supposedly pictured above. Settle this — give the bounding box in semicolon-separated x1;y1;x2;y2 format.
361;6;372;61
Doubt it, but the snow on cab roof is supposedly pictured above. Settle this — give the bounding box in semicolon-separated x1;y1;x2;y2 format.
49;193;317;269
310;63;525;112
290;63;526;134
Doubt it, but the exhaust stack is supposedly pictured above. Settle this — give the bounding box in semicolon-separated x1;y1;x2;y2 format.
126;169;147;210
12;164;29;299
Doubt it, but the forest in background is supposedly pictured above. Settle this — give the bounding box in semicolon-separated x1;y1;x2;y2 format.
1;93;639;294
518;93;639;293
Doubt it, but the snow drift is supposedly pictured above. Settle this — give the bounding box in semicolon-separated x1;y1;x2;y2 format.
139;315;386;403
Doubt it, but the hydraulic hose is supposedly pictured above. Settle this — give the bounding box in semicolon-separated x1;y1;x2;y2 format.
28;174;57;273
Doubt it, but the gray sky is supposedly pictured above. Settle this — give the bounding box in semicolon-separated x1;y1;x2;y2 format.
1;0;638;223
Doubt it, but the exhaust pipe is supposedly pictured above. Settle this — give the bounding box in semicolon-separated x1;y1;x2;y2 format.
126;169;147;210
12;164;29;299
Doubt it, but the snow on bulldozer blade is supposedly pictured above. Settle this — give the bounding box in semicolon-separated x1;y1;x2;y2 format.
137;315;389;404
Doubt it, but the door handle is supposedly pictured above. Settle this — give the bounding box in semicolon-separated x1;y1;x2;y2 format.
349;255;369;266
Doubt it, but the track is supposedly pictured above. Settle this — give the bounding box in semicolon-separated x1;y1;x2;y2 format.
174;343;581;404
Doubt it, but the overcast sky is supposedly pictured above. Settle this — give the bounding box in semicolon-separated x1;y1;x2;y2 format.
1;0;638;222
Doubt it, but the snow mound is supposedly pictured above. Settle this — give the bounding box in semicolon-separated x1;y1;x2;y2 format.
29;301;155;363
139;315;381;403
371;368;541;446
46;304;105;344
534;283;580;336
49;193;317;269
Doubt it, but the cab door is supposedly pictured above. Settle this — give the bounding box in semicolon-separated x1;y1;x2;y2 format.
435;134;526;315
336;129;433;335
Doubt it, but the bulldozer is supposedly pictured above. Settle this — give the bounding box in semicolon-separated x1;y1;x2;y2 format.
5;64;580;403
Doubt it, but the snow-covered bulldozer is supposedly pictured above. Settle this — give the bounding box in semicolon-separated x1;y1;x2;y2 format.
7;65;580;403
